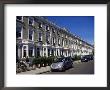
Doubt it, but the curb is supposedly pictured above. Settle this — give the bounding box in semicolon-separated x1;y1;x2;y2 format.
36;66;51;74
38;70;51;74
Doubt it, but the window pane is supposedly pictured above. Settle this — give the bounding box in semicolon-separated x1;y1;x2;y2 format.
39;33;42;41
48;49;50;56
29;17;33;25
17;16;22;20
29;47;33;57
29;50;33;57
23;50;26;57
16;26;21;38
29;30;33;40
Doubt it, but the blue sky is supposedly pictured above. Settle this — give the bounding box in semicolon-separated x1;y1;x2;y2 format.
44;16;94;45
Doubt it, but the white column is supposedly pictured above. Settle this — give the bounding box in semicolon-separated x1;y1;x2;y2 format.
46;47;48;57
56;49;57;56
58;49;60;56
26;45;29;57
32;47;35;57
40;47;42;57
42;47;44;56
50;49;52;56
72;50;73;57
67;50;68;56
22;46;24;58
18;48;21;58
41;47;43;56
32;31;34;41
63;51;65;56
59;49;61;56
21;27;23;39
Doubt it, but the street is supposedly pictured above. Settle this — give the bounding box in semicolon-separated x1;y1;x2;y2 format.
18;60;94;74
43;60;94;74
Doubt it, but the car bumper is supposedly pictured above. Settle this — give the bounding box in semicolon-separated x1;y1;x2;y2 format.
51;67;64;72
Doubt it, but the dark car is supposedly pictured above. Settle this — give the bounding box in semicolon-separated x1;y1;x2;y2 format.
81;55;94;62
50;57;73;71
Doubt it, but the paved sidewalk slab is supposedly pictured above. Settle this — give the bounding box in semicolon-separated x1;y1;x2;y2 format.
17;66;51;74
74;60;81;64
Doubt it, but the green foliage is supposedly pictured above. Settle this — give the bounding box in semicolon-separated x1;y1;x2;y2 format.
32;56;56;66
32;57;41;65
72;55;81;61
47;56;55;65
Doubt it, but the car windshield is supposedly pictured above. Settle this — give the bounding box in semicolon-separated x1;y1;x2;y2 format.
54;58;65;63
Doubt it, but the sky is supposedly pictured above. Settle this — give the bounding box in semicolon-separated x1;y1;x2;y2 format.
44;16;94;45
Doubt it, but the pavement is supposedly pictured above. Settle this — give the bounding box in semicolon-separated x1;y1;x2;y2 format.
17;60;84;74
73;60;81;64
17;66;51;74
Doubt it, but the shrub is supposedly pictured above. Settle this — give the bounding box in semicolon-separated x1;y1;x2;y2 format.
32;57;41;65
32;56;56;67
47;56;55;65
40;57;47;67
72;55;81;61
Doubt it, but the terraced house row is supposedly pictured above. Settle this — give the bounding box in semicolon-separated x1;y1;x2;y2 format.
16;16;94;59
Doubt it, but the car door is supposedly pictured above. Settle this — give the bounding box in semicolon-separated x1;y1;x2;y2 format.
66;58;71;69
64;58;68;69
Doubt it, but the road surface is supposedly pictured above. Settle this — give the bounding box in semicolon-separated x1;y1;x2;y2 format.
43;60;94;74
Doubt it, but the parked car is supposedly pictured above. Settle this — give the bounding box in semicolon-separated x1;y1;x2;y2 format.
81;55;94;62
50;57;73;71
